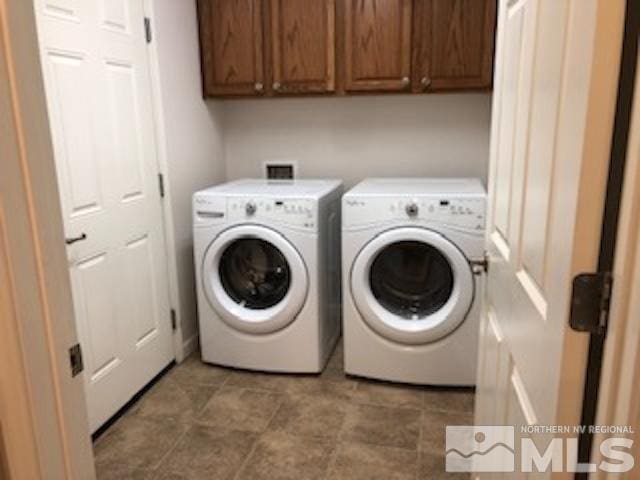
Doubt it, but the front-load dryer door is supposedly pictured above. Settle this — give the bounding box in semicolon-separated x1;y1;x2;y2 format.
202;225;308;334
350;227;474;345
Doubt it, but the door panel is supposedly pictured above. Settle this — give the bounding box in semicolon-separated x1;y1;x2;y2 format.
343;0;412;92
269;0;335;94
45;51;104;218
75;252;122;381
124;235;161;345
475;0;622;477
35;0;174;432
198;0;265;96
413;0;496;92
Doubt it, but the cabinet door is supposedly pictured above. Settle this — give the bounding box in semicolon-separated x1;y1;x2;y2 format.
198;0;265;96
413;0;496;92
269;0;335;94
343;0;413;92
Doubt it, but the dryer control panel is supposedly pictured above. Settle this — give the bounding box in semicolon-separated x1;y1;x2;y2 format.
194;195;318;230
343;196;486;231
228;197;317;230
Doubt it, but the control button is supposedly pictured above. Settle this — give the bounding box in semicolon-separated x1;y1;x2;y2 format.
405;203;419;217
245;202;257;216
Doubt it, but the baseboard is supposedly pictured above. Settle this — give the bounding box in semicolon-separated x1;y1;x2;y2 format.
181;334;200;361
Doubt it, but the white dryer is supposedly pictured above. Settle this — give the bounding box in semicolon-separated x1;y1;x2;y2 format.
342;178;486;386
193;179;342;373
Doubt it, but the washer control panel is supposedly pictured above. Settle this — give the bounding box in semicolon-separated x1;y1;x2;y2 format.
228;197;317;229
343;196;486;231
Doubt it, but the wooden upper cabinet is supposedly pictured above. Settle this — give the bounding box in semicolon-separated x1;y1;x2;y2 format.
412;0;497;92
342;0;413;92
198;0;265;96
269;0;335;94
196;0;497;97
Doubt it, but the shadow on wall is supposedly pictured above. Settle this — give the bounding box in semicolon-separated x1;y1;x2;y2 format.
217;93;493;187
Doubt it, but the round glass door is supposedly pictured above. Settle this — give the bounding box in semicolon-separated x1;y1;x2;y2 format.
370;241;455;319
202;225;308;334
350;228;474;345
219;239;291;309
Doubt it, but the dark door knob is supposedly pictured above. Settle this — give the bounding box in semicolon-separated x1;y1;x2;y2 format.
65;233;87;245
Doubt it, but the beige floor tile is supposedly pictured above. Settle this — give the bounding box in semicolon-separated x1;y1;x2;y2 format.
197;386;283;432
95;462;152;480
326;442;418;480
128;376;218;423
168;355;232;387
418;451;471;479
341;404;421;450
223;370;294;392
421;410;474;454
423;389;475;414
94;415;187;471
236;431;334;480
349;380;424;409
283;375;357;398
268;393;349;440
156;425;257;479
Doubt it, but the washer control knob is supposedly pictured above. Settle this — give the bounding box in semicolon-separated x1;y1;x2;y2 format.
245;202;257;216
405;202;419;217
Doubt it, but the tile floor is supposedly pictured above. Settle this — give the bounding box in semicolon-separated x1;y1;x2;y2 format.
93;341;474;479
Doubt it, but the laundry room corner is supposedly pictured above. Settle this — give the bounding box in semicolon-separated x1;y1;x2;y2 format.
144;0;226;361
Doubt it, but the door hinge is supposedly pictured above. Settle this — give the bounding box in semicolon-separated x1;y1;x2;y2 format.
569;272;613;335
144;17;152;43
170;308;177;331
470;254;489;275
69;343;84;377
158;173;165;198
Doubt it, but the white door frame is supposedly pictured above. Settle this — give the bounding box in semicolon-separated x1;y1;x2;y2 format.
0;0;95;477
142;0;188;362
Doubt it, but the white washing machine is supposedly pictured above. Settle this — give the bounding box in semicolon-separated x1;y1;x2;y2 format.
193;179;343;373
342;178;486;386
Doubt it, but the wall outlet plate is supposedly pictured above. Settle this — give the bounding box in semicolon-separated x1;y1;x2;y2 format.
263;160;297;179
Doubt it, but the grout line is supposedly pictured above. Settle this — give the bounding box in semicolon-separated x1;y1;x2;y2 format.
150;424;190;473
231;430;265;480
416;408;425;480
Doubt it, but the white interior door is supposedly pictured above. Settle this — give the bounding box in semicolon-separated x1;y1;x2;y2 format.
34;0;174;432
475;0;624;477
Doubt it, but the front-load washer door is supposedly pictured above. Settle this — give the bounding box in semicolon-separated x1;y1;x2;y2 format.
350;227;474;345
202;225;308;334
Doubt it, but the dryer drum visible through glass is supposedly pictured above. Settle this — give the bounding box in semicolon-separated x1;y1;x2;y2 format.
219;238;291;309
202;225;309;334
350;227;474;345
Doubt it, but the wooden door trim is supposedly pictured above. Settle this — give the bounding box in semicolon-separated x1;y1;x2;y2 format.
270;0;335;94
0;0;95;477
343;0;413;92
592;6;640;476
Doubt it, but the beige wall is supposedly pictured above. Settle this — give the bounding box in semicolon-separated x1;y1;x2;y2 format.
221;93;492;188
151;0;225;351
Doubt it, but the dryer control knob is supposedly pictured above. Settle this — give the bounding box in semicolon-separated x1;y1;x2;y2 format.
245;202;257;216
405;203;419;217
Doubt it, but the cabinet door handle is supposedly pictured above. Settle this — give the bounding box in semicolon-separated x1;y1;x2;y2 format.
272;81;281;91
254;82;264;92
401;76;410;86
421;76;432;89
65;233;87;245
